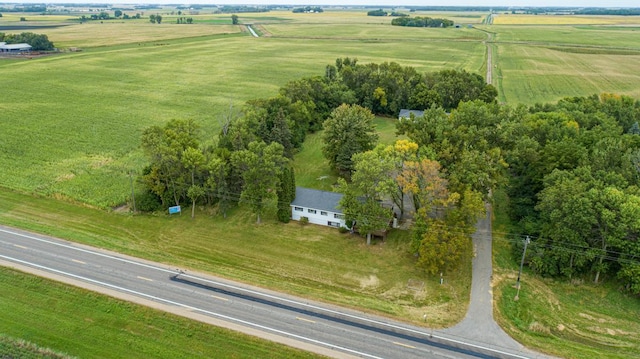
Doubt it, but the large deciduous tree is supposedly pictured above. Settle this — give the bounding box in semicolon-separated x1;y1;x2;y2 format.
232;141;287;224
337;150;394;245
141;119;201;207
322;104;378;177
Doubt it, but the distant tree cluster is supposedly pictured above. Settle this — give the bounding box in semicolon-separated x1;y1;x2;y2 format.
219;6;269;13
0;5;46;12
149;14;163;24
574;8;640;15
367;9;387;16
292;6;323;13
390;12;409;17
0;32;54;51
176;17;193;24
331;57;496;116
391;16;454;28
79;12;141;22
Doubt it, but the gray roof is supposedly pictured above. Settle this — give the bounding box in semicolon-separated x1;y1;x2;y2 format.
398;109;424;119
291;187;343;213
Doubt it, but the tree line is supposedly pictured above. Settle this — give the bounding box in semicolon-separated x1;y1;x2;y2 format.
0;32;54;51
292;6;323;13
137;58;493;211
391;16;454;28
396;94;640;294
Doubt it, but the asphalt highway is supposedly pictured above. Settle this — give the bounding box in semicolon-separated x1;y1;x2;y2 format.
0;225;537;359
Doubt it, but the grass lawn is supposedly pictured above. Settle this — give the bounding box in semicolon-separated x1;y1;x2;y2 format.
491;190;640;359
0;267;322;359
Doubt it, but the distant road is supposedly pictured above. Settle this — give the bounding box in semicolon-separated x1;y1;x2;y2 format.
0;225;541;359
247;24;259;37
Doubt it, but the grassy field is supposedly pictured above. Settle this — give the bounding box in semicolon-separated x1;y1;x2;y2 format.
0;267;322;359
2;8;640;358
492;14;640;25
488;24;640;48
0;17;485;208
491;190;640;359
494;43;640;104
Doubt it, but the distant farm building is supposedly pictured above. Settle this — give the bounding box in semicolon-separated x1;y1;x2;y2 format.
290;187;346;228
0;42;32;53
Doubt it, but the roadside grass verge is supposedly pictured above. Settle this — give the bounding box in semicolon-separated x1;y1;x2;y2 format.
0;267;322;359
0;187;469;328
492;189;640;359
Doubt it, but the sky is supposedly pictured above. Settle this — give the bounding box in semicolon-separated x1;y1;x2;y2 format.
7;1;640;8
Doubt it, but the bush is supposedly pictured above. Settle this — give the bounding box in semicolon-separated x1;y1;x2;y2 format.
300;216;309;225
134;190;162;212
338;226;349;233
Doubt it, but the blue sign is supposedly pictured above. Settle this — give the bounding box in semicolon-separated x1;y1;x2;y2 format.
168;205;181;214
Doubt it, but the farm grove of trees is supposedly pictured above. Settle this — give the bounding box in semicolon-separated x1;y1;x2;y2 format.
391;16;454;28
137;58;640;292
0;32;54;51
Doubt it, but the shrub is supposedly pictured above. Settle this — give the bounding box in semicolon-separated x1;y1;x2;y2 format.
134;190;162;212
300;216;309;225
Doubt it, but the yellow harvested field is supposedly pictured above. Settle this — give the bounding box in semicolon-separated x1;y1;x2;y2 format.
493;14;640;25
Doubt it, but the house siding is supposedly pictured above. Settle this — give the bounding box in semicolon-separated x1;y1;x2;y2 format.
290;187;346;228
291;204;346;227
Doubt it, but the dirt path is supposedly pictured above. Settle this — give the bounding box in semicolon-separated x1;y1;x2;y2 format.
443;205;558;358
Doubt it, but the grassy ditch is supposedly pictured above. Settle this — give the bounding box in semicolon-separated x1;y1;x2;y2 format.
0;267;322;359
491;190;640;359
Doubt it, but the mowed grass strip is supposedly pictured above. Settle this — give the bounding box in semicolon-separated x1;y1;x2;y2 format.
491;190;640;359
495;43;640;105
0;267;323;359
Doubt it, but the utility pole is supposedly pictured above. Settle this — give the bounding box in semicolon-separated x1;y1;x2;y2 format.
514;235;530;301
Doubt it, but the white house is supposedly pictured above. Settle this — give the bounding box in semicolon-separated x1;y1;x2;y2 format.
0;42;32;53
290;187;346;228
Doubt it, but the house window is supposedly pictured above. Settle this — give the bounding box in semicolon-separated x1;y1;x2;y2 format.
294;207;303;212
334;213;344;219
308;209;317;214
320;211;328;216
328;221;340;227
